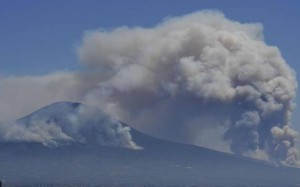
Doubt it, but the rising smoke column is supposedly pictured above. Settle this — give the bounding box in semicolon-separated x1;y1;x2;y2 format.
78;11;299;166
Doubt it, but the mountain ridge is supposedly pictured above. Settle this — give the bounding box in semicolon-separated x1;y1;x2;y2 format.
0;101;299;186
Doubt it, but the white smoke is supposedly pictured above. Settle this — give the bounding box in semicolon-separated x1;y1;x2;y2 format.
0;102;141;149
0;73;141;149
0;10;298;166
77;11;299;166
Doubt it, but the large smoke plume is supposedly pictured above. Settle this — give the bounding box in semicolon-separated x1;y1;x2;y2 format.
0;11;298;166
78;11;299;166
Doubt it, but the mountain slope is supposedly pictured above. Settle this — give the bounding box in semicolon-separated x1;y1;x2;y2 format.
0;101;299;186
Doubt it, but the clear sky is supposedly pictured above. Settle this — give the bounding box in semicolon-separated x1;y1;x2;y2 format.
1;0;300;128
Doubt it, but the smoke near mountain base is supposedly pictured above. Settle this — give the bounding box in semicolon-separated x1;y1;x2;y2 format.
0;11;298;166
0;102;141;149
78;11;299;166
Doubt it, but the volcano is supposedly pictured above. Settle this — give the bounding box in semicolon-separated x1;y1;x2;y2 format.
0;101;299;186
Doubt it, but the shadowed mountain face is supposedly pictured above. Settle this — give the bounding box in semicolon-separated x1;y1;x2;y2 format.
0;102;299;186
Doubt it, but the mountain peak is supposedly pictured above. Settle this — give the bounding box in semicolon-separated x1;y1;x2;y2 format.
1;101;140;149
0;102;300;186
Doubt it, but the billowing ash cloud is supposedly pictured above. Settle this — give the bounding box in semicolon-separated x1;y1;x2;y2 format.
0;11;298;166
0;102;140;149
77;11;299;166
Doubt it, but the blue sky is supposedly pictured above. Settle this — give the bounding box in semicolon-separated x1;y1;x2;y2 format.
1;0;300;127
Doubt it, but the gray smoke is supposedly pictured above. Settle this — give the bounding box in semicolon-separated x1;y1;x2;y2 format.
0;72;81;122
0;11;298;166
78;11;299;166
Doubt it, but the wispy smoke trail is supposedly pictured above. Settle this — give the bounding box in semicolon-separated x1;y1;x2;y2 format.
0;73;142;150
0;11;298;166
0;102;140;149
